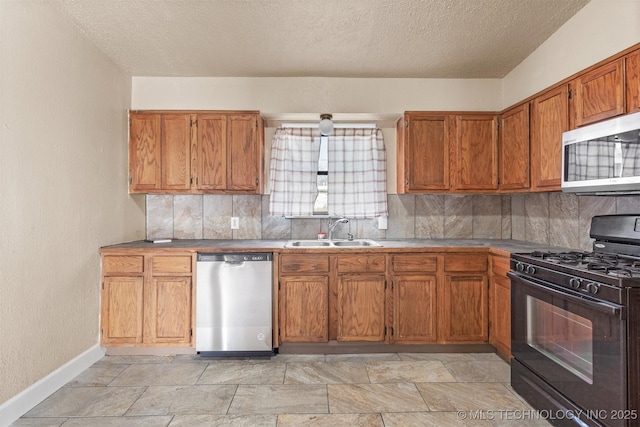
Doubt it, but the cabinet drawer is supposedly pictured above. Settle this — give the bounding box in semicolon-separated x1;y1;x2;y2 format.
392;254;437;272
103;255;144;275
491;255;510;277
444;254;487;272
281;254;330;274
151;255;192;274
337;254;386;273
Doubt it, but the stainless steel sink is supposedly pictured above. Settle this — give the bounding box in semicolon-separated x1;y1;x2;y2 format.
332;240;381;247
284;239;382;248
287;240;332;247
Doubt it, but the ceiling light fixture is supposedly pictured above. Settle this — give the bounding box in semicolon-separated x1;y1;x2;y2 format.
319;113;333;136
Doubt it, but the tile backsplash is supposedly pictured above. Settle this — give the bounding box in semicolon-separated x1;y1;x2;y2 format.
146;193;640;251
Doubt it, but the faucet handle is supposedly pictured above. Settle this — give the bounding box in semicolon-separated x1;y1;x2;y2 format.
347;233;354;241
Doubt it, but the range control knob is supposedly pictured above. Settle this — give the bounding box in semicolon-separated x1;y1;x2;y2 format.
526;265;536;275
587;283;600;294
515;263;526;272
569;278;582;289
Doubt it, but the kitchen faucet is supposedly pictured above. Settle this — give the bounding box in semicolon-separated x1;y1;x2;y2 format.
328;217;348;241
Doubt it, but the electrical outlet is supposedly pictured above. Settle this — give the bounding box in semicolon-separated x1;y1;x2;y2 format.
230;217;240;229
377;216;388;230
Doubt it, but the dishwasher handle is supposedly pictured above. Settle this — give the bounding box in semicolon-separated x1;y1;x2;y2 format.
197;252;273;263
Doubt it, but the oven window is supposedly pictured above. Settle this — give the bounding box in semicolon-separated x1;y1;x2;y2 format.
526;296;594;383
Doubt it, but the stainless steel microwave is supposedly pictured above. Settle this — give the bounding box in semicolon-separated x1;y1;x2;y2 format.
562;111;640;194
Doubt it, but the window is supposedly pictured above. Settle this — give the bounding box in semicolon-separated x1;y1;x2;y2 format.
269;127;388;218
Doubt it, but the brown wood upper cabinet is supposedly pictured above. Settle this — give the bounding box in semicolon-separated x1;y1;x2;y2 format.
627;48;640;114
571;58;625;127
396;112;497;193
129;111;263;194
530;84;569;191
396;113;451;192
453;114;499;191
499;103;530;191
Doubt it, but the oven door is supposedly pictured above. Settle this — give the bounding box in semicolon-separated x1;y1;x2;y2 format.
510;272;627;418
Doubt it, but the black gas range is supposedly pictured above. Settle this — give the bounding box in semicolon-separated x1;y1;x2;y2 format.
509;215;640;427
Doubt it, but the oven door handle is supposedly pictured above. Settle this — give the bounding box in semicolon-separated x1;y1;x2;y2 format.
508;272;622;317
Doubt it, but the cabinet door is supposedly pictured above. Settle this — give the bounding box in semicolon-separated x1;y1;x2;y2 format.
440;274;488;342
398;114;450;192
454;114;499;191
337;274;386;342
195;114;226;190
530;85;569;191
490;274;511;358
145;276;192;344
161;114;192;190
279;275;329;343
101;276;144;345
129;113;161;192
627;49;640;114
392;274;437;343
227;114;260;191
573;59;625;127
499;103;530;190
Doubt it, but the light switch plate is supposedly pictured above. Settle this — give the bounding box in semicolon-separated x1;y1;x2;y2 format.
231;217;240;229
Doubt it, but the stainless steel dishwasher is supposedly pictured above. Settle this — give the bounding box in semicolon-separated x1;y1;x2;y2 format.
196;252;273;356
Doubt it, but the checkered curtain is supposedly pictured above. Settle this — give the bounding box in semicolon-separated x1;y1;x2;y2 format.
328;128;388;218
269;127;388;218
269;128;320;216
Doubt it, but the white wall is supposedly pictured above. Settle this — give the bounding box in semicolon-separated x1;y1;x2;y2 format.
502;0;640;107
0;2;143;405
131;77;502;113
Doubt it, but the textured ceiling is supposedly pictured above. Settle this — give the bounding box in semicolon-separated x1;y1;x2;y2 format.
53;0;590;78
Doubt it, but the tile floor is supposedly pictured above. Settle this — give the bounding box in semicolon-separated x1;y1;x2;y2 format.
11;352;550;426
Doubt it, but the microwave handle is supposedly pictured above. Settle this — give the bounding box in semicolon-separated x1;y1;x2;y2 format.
508;272;623;318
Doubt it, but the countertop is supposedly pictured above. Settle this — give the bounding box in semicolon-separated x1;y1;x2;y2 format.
100;238;571;255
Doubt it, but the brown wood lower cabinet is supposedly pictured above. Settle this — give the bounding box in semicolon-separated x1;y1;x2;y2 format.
441;254;489;343
279;275;329;342
101;252;194;346
440;274;489;342
490;252;512;358
336;274;386;341
335;254;387;342
278;254;330;343
390;254;438;343
278;251;491;346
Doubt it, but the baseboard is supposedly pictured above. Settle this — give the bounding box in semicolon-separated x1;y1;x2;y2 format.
0;344;105;426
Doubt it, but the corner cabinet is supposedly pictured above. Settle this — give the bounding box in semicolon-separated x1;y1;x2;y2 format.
101;252;194;346
499;103;530;191
530;84;569;191
129;110;263;194
489;252;511;359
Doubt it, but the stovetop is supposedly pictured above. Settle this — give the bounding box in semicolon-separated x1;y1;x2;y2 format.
527;250;640;279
